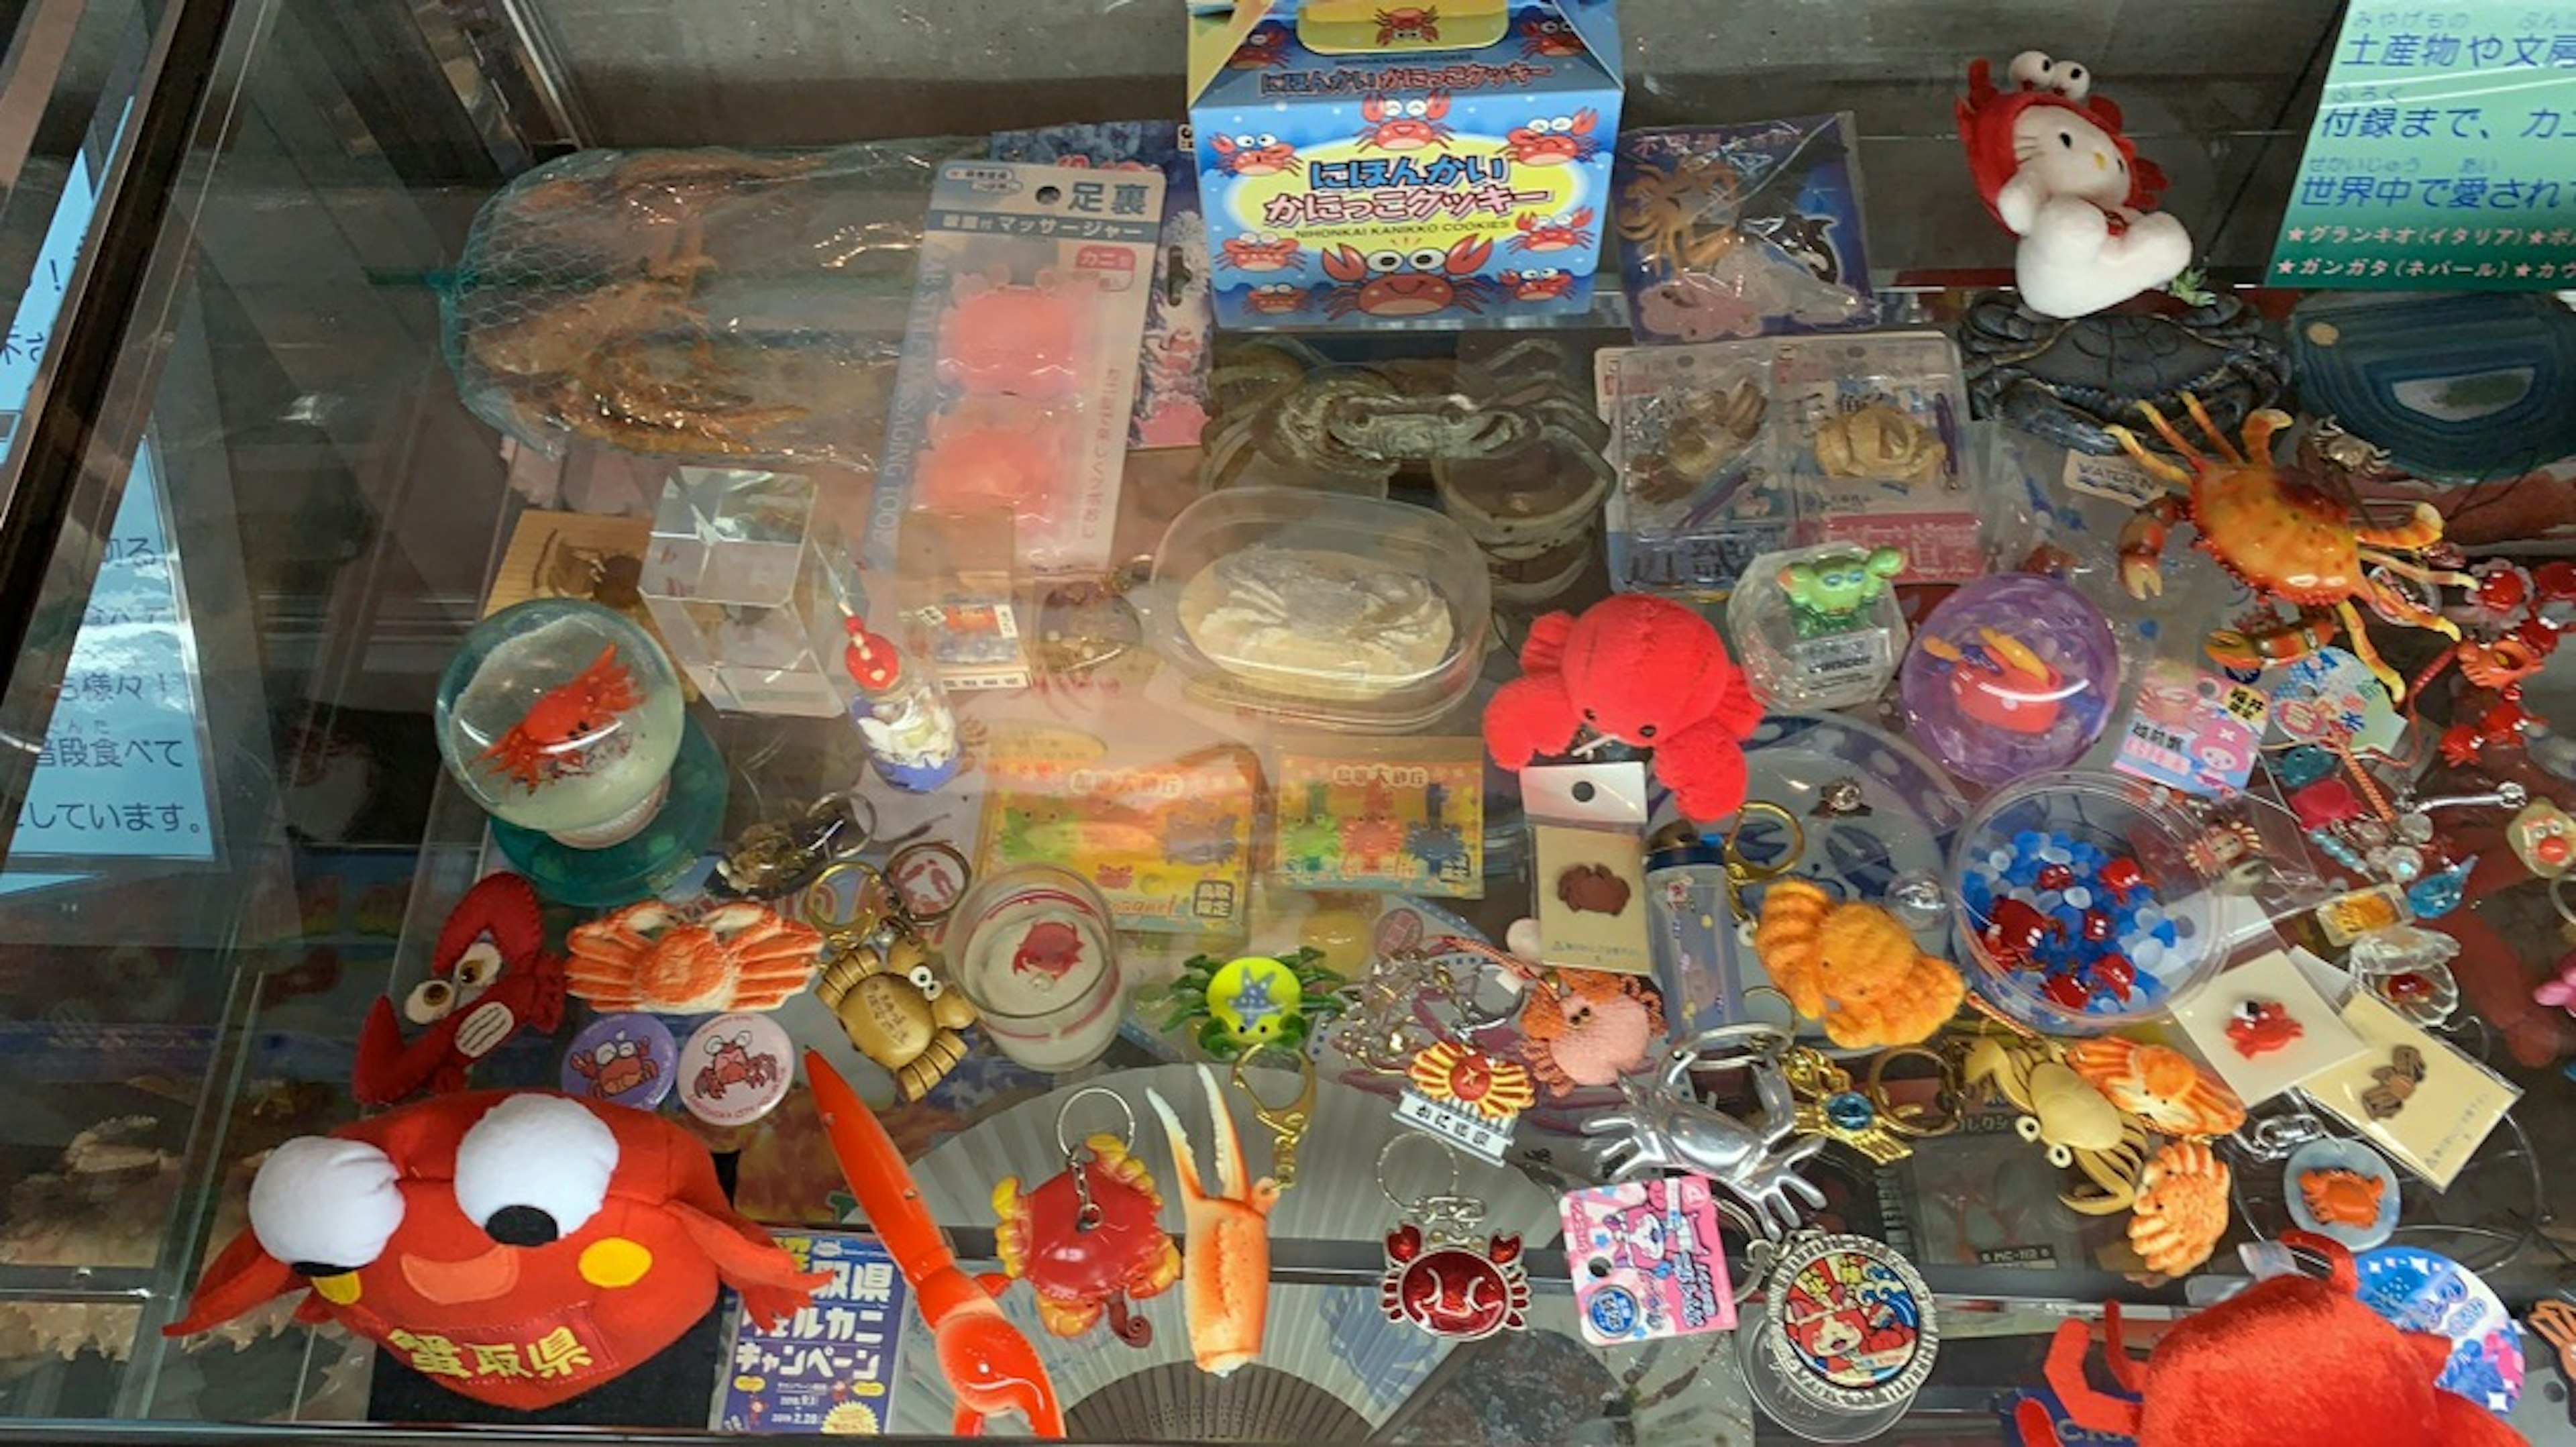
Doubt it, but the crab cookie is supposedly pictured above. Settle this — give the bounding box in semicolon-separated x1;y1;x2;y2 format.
1179;547;1455;700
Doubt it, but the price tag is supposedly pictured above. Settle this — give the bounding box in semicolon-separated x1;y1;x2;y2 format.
1396;1089;1515;1165
2061;451;2167;508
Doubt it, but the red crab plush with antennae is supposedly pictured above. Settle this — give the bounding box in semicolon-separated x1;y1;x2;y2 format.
1482;594;1764;824
165;1091;826;1411
353;873;566;1107
2020;1232;2529;1447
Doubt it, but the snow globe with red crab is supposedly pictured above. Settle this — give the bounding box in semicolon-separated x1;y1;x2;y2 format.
437;598;724;907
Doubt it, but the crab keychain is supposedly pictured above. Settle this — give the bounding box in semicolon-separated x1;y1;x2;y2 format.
807;853;979;1100
985;1087;1182;1346
1377;1134;1533;1342
712;792;875;901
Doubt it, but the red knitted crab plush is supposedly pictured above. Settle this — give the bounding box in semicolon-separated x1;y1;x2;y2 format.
2021;1232;2529;1447
1483;594;1764;823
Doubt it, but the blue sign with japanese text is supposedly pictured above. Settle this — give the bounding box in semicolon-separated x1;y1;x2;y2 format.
2271;2;2576;287
715;1232;906;1434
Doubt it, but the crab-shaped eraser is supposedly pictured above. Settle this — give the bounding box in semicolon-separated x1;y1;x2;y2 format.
1957;50;2192;319
1481;594;1764;824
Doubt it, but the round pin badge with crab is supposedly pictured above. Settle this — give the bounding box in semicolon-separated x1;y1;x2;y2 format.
561;1013;676;1109
2284;1137;2400;1251
681;1012;792;1128
1743;1231;1939;1434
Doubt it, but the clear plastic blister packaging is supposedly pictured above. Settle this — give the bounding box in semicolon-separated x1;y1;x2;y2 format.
1774;332;1981;582
1613;115;1876;344
863;160;1167;575
1598;341;1790;598
1599;331;1984;598
444;141;980;465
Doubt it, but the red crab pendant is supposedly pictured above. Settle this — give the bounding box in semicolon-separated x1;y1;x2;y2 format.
983;1136;1182;1346
1379;1223;1531;1340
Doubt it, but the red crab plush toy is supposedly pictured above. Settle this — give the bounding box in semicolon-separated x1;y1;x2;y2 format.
2020;1232;2528;1447
1483;594;1764;823
354;872;566;1107
166;1091;825;1411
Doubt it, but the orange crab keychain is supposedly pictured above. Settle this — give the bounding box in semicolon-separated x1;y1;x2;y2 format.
983;1088;1182;1347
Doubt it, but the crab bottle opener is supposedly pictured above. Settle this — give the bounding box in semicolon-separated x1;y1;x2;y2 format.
1376;1134;1532;1342
983;1088;1181;1347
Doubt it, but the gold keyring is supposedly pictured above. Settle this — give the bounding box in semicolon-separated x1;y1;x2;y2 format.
1868;1044;1964;1138
885;840;972;924
1737;983;1801;1036
804;859;889;936
1232;1044;1316;1116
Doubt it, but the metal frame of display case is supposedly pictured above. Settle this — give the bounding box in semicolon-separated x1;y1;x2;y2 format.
0;0;2563;1440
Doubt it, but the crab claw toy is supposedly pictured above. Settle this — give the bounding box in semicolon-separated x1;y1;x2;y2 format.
1483;594;1764;824
354;873;566;1107
807;1053;1066;1437
164;1091;825;1411
1957;50;2192;319
2018;1232;2528;1447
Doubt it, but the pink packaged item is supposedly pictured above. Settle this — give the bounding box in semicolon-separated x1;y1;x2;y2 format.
1559;1173;1737;1344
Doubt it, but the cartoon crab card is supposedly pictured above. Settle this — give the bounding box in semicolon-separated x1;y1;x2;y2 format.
1270;743;1485;898
2168;948;2367;1106
1560;1174;1735;1344
976;744;1261;933
1532;824;1650;975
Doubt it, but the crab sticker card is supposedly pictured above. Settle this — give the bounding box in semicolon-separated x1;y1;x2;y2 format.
1185;0;1623;327
976;744;1262;932
865;160;1163;574
2114;658;2269;798
1272;743;1485;898
2169;948;2365;1106
2303;991;2520;1189
1560;1174;1735;1344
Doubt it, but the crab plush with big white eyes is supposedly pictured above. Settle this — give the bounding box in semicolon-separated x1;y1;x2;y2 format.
164;1092;825;1411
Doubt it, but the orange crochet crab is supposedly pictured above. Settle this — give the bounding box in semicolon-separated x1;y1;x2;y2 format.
164;1092;824;1411
2107;398;2473;700
1754;879;1964;1049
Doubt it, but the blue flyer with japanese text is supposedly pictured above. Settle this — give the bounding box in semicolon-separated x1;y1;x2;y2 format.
714;1232;906;1434
2271;1;2576;287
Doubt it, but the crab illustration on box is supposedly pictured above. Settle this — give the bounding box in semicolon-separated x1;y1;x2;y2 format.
1956;51;2190;320
1187;1;1621;328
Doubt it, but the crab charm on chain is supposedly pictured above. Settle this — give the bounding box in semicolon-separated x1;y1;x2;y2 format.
985;1133;1182;1346
2108;398;2475;699
1583;1027;1826;1239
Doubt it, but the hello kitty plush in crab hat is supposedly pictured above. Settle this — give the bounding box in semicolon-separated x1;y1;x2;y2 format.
1956;50;2194;319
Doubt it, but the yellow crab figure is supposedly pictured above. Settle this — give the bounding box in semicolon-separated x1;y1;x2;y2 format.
2106;397;2473;699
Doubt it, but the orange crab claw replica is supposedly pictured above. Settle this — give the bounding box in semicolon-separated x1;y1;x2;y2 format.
2018;1232;2530;1447
1146;1065;1279;1378
163;1091;825;1411
1483;594;1764;824
805;1053;1065;1438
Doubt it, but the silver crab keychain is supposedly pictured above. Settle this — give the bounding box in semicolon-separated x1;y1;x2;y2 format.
1583;1023;1826;1240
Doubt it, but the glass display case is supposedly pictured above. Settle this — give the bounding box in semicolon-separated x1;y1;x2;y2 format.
0;1;2570;1442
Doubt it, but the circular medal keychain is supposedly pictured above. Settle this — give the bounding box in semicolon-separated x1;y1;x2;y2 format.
1737;1230;1940;1441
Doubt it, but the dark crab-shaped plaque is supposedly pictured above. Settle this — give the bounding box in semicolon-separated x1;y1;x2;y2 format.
1959;292;2290;456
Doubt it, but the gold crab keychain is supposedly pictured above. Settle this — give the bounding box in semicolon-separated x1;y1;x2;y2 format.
807;853;978;1100
1780;1044;1962;1165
